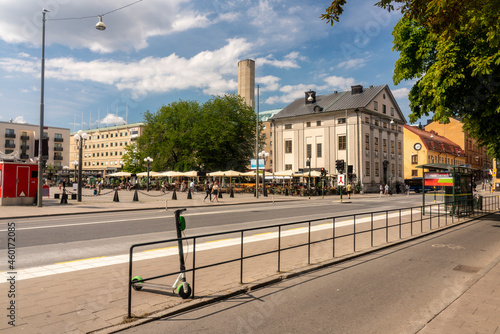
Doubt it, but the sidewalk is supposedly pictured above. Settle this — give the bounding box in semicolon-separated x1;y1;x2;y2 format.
0;188;498;333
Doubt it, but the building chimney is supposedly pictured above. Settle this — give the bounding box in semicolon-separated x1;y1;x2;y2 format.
351;85;363;94
238;59;255;108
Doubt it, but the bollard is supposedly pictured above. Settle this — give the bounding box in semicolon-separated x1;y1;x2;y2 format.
113;189;120;202
172;189;177;200
218;190;223;199
133;189;139;202
187;188;192;199
60;190;68;204
230;188;234;198
165;200;168;211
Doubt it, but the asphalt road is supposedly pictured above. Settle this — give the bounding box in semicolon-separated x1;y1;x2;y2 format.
0;195;427;269
121;213;500;334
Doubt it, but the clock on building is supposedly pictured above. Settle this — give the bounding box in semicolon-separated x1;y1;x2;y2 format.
414;143;422;151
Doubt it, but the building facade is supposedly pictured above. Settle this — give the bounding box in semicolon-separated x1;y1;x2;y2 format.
403;125;466;179
259;109;282;172
271;85;406;192
424;118;492;173
69;123;144;177
0;120;70;168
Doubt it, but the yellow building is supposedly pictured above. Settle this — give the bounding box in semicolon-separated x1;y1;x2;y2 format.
425;118;491;171
404;125;466;179
69;123;144;177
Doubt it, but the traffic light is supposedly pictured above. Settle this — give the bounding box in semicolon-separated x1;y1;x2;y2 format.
339;160;345;173
321;167;325;176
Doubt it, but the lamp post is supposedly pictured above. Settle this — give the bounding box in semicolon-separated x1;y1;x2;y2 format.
306;157;311;199
259;150;269;196
74;130;88;202
72;160;78;184
144;156;153;192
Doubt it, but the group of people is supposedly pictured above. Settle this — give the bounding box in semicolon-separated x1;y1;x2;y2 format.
203;181;220;202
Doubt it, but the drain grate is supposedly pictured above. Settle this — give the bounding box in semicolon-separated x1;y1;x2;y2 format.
453;265;481;273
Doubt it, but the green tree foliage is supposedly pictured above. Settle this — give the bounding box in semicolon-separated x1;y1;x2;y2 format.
323;0;500;157
123;94;257;172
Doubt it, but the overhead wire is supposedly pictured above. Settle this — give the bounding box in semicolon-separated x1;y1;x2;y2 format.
46;0;143;21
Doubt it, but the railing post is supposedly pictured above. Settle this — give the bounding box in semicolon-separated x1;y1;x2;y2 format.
399;209;402;240
371;212;374;247
411;207;413;235
240;231;244;284
278;226;281;272
332;217;336;258
128;246;134;319
308;221;311;265
191;238;196;299
386;210;389;243
353;215;356;252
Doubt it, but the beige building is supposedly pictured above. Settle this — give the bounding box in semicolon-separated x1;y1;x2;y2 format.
403;125;466;179
425;118;492;172
0;120;70;168
271;85;406;192
69;123;144;176
259;109;282;172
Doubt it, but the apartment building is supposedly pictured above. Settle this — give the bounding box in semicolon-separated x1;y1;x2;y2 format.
0;120;70;167
69;123;144;176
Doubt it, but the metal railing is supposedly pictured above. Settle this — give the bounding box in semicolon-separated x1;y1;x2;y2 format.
127;195;499;318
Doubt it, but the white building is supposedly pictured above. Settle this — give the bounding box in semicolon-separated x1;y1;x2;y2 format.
271;85;406;192
0;120;70;168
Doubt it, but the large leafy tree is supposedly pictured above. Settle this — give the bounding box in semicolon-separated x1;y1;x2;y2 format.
322;0;500;157
123;94;257;172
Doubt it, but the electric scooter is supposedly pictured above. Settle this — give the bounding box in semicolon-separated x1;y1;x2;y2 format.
131;208;192;299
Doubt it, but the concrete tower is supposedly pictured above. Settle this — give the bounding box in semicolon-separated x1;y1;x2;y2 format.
238;59;255;108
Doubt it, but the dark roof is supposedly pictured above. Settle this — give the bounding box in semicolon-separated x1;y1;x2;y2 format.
271;85;387;120
404;125;464;157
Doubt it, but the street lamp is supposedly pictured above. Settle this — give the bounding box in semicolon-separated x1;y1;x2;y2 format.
72;160;78;184
144;156;153;192
258;150;269;196
74;130;88;202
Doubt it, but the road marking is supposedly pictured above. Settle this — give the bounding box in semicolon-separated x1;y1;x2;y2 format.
56;256;105;264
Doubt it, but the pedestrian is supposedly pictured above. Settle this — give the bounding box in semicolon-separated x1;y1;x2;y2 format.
203;182;212;202
379;184;383;197
384;184;389;195
346;183;352;199
190;180;195;192
211;181;219;202
161;180;166;193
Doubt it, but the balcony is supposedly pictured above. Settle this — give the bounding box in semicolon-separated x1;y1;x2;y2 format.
5;133;16;139
53;155;63;161
54;146;63;151
4;142;15;148
21;135;30;141
21;145;29;150
54;137;64;142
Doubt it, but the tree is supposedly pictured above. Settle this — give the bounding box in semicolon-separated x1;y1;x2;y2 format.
123;94;257;172
121;142;145;174
323;0;500;157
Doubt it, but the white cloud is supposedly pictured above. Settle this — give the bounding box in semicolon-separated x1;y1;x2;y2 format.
101;114;125;126
14;116;26;123
337;57;369;70
255;52;305;69
257;75;280;91
0;38;252;97
392;87;410;99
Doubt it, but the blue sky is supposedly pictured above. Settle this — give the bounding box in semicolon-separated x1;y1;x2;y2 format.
0;0;420;131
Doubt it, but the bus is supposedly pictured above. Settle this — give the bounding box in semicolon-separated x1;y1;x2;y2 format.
404;177;433;193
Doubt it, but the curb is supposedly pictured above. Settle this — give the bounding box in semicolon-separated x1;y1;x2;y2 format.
92;211;497;334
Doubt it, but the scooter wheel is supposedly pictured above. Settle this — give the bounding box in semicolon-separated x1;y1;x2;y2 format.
132;276;144;291
177;283;191;299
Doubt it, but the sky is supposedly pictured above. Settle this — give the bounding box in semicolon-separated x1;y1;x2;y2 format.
0;0;422;131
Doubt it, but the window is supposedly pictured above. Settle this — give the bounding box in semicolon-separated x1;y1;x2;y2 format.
399;164;402;177
412;170;418;177
383;139;387;153
365;161;370;176
391;140;395;154
5;139;15;148
412;155;418;164
317;121;321;126
374;120;379;126
374;137;379;152
285;140;292;153
382;104;387;114
391;163;395;177
5;129;15;138
285;164;293;171
338;135;346;150
306;144;312;159
306;122;311;127
374;101;378;111
398;141;402;155
391;107;394;116
383;122;387;129
365;117;370;123
338;118;346;124
285;124;292;129
317;143;322;158
365;134;370;150
375;162;380;177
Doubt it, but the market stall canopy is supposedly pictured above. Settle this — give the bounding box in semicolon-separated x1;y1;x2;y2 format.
136;171;161;178
240;170;263;176
107;171;132;177
181;170;199;177
159;171;185;177
273;170;295;177
303;171;322;178
208;170;241;177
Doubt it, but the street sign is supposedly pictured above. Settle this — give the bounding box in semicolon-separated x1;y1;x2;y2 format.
493;169;497;177
337;174;345;186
